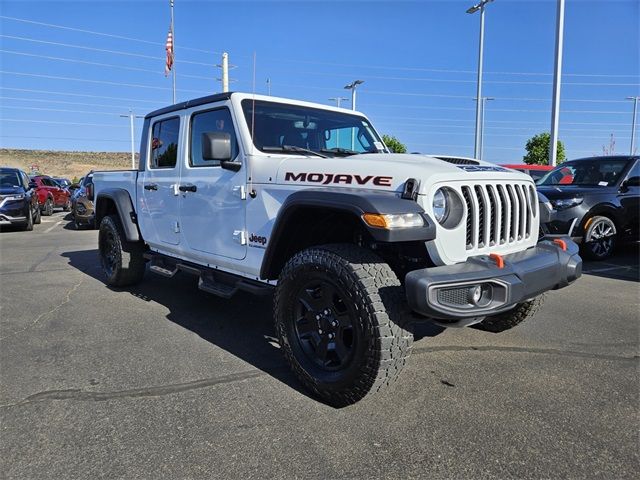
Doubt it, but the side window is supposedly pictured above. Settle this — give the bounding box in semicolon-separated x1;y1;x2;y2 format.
150;117;180;168
190;108;238;167
20;172;29;189
625;161;640;187
42;178;54;187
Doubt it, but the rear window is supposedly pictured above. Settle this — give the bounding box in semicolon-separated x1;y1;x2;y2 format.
150;117;180;168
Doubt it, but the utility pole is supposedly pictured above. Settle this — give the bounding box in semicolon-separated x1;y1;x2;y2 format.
329;97;349;108
479;96;494;160
627;96;639;155
344;80;364;150
549;0;565;167
170;0;176;104
266;78;271;95
467;0;494;159
120;109;145;169
217;52;235;93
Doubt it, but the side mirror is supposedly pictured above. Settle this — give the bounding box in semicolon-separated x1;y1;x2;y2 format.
202;132;232;162
623;176;640;188
202;132;242;172
86;183;94;201
28;181;37;189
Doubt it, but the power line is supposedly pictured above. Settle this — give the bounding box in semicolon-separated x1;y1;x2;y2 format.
0;118;126;127
0;104;144;117
0;70;211;94
1;135;129;143
0;87;161;104
0;15;222;55
0;49;217;80
0;95;140;110
0;34;217;67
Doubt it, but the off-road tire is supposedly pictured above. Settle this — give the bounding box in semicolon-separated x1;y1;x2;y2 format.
474;294;546;333
581;215;617;261
274;243;413;407
42;198;54;216
98;214;146;287
33;206;41;224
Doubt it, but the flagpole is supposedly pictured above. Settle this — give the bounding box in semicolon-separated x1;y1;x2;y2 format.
170;0;176;104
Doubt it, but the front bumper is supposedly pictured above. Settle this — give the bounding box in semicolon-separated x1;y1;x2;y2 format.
405;238;582;325
0;213;27;225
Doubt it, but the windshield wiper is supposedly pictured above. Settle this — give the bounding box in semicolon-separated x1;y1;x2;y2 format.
262;145;328;158
320;147;359;156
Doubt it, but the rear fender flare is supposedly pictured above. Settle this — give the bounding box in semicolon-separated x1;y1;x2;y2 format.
95;188;140;242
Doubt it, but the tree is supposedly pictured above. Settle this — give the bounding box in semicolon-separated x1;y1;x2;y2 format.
523;132;565;165
382;134;407;153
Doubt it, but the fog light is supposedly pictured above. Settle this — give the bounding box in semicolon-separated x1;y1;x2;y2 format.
468;284;493;307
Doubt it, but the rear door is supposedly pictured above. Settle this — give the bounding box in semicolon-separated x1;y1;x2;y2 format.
619;160;639;237
178;104;247;261
138;115;182;249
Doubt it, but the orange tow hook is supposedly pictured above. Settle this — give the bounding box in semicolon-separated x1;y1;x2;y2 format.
489;253;505;269
553;239;568;251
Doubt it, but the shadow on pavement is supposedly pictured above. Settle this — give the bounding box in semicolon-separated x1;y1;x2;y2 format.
56;250;323;403
582;242;639;282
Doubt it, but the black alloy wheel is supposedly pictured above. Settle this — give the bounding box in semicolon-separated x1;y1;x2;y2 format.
293;276;357;371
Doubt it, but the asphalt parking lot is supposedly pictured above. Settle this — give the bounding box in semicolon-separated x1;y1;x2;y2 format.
1;212;638;479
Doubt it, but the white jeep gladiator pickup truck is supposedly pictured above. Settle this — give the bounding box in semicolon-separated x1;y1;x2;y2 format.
93;92;582;406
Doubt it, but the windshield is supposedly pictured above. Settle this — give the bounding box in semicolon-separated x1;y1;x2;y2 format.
0;171;22;189
537;159;630;187
242;99;387;156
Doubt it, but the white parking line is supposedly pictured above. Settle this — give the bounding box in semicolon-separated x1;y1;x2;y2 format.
43;220;64;233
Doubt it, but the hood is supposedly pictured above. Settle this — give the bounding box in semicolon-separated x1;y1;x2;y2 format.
537;184;614;200
0;186;25;196
272;153;528;193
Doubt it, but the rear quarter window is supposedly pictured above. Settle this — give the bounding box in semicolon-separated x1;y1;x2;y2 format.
150;116;180;168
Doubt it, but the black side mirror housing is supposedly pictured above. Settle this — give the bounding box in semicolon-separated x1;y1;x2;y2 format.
202;132;232;162
202;132;242;172
28;181;37;190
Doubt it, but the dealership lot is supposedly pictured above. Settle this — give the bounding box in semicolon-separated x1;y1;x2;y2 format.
1;213;638;479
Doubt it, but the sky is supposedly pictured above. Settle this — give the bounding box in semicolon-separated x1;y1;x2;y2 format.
0;0;638;164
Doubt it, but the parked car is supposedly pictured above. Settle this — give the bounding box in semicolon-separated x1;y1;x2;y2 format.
71;171;95;229
537;155;639;260
53;177;72;190
0;167;41;230
501;164;554;182
30;175;72;215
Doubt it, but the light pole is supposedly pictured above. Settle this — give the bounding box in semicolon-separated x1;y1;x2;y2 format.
467;0;494;159
344;80;364;111
329;97;349;108
549;0;565;166
627;96;639;155
120;109;144;169
479;96;494;160
344;80;364;149
266;78;271;95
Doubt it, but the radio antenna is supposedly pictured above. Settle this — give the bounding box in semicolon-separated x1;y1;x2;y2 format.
249;51;256;197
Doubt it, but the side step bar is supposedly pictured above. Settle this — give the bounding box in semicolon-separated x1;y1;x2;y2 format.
144;252;273;298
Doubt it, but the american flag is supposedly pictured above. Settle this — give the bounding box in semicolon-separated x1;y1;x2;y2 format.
164;27;174;76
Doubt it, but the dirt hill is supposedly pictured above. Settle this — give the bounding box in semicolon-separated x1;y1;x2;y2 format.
0;149;137;181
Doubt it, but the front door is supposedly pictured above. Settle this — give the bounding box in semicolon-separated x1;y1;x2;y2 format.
178;105;247;261
138;115;182;249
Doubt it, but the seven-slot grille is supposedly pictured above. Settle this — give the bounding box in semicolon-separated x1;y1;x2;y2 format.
460;183;538;250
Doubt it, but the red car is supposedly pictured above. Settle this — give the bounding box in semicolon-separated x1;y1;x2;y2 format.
30;175;71;216
501;164;555;182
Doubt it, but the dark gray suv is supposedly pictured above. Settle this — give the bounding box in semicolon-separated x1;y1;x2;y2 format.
537;155;639;260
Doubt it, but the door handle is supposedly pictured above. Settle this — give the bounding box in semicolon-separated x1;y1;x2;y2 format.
144;184;158;191
178;184;197;193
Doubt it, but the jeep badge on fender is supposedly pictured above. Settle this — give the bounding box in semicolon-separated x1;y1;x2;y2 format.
93;92;582;407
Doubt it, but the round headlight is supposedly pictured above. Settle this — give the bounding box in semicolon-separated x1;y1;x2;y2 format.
432;188;450;224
